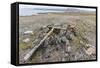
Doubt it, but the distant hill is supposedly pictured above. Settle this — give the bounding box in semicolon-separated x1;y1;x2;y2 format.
65;8;95;13
65;8;81;12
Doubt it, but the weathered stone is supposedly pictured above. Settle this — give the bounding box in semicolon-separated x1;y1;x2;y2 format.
86;44;92;47
62;58;66;61
24;30;34;35
65;31;74;40
66;39;70;46
42;28;50;33
61;36;67;43
69;34;75;40
21;24;96;63
23;38;30;43
86;46;95;55
80;40;84;45
65;53;69;57
67;46;71;52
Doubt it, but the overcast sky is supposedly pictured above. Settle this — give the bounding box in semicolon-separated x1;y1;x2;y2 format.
19;4;96;16
19;4;96;11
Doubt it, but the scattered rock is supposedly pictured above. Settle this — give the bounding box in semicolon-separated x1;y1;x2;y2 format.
67;46;71;52
23;38;30;43
62;58;66;61
86;44;92;47
61;36;67;43
66;39;70;46
65;53;69;57
20;24;96;63
45;55;50;59
80;40;84;45
86;46;96;55
24;30;34;35
69;34;75;40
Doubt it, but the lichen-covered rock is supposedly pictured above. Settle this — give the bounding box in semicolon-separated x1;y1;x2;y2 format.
23;38;30;43
24;30;34;35
86;44;92;47
86;46;96;55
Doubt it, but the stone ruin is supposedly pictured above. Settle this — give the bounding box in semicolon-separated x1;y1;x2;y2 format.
21;24;96;63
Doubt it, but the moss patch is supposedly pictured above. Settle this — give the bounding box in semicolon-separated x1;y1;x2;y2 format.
19;41;33;51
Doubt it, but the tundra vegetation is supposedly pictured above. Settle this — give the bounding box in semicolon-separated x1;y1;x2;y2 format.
19;11;96;64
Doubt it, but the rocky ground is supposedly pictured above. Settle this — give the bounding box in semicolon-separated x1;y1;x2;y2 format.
19;12;96;64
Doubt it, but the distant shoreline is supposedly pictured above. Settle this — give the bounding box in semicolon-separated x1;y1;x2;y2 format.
19;11;96;17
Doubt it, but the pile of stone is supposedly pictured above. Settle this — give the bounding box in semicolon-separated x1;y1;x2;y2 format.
22;24;96;63
37;24;96;62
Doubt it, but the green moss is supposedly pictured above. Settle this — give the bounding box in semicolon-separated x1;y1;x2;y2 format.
69;26;89;50
78;31;89;44
19;32;38;51
70;30;89;50
70;37;81;49
19;41;33;51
